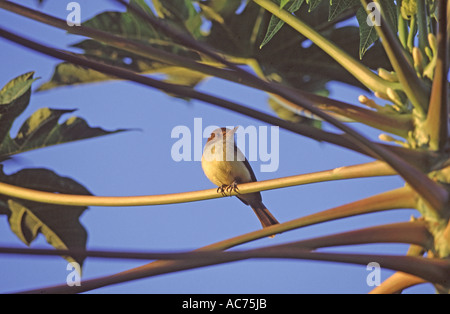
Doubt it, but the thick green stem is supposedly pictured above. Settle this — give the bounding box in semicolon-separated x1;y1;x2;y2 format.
423;0;449;151
417;0;429;56
370;0;429;117
366;0;430;117
408;15;418;52
271;93;414;138
252;0;399;94
397;1;409;49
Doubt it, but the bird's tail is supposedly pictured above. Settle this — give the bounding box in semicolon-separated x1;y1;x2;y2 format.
250;201;279;237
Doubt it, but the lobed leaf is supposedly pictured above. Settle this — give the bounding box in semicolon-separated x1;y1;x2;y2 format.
152;0;203;37
328;0;360;21
356;6;379;59
0;167;90;268
0;72;37;144
306;0;323;12
0;108;126;159
37;5;206;92
356;0;398;59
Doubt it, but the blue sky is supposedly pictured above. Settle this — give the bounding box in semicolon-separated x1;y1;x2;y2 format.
0;0;434;293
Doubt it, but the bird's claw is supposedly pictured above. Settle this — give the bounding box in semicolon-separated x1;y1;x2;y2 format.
217;185;228;197
226;182;239;195
217;183;240;197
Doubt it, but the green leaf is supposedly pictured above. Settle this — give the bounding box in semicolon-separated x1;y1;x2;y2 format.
306;0;323;12
328;0;360;21
130;0;155;16
356;0;398;58
0;108;126;159
0;167;90;268
152;0;202;37
356;6;379;59
0;72;36;106
0;72;37;143
38;7;206;91
37;63;111;91
260;0;305;48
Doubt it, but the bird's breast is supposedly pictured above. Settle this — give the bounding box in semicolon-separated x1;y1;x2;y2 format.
202;141;252;186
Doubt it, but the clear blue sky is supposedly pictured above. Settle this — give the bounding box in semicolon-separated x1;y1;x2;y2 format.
0;0;433;293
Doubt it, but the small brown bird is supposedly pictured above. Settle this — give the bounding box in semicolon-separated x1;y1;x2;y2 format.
201;127;279;232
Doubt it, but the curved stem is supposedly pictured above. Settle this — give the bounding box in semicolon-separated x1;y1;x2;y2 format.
0;26;371;155
365;0;430;116
424;0;449;151
252;0;399;94
248;2;449;216
417;0;429;56
0;161;395;206
0;1;273;93
1;24;448;217
280;221;433;250
0;220;432;260
18;186;417;293
271;93;414;138
407;16;418;53
18;250;450;294
397;1;409;49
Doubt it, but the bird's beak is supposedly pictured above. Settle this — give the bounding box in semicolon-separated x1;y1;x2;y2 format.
228;126;240;136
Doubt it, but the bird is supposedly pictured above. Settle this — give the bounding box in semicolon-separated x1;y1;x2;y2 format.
201;127;279;234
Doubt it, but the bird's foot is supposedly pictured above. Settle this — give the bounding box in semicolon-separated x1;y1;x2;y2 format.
217;183;240;197
226;182;240;196
217;184;228;197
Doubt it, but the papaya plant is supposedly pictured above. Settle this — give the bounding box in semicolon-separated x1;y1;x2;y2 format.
0;0;448;294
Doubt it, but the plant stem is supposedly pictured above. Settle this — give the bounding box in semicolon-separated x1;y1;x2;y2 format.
0;1;266;91
252;0;399;94
271;93;414;138
417;0;429;56
0;161;396;207
0;221;432;260
397;1;409;49
366;0;430;117
18;187;418;293
0;26;371;155
423;0;449;151
104;1;449;215
407;15;418;52
18;249;450;294
280;221;433;250
1;25;447;218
